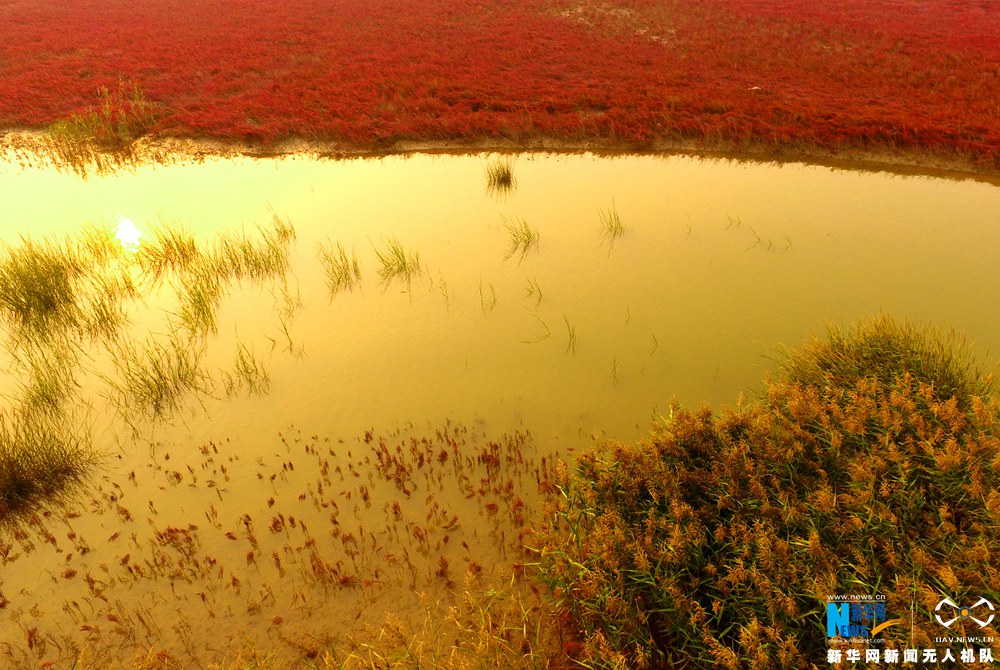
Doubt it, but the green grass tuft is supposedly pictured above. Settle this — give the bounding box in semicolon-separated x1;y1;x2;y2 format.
599;200;626;243
137;224;199;284
0;409;94;525
317;239;362;297
374;237;421;285
484;156;516;195
780;314;996;408
106;332;210;422
501;215;539;262
0;238;83;338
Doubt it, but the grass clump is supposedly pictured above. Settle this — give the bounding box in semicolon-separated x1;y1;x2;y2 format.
535;315;1000;669
317;239;362;297
44;79;158;176
599;200;626;244
0;410;93;524
0;238;83;337
502;215;539;262
222;343;270;397
781;314;996;409
137;224;199;284
485;156;516;196
105;332;210;423
214;214;296;283
56;79;157;148
374;237;421;285
171;215;296;335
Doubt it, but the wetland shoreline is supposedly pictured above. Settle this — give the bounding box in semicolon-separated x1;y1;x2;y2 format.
2;129;998;184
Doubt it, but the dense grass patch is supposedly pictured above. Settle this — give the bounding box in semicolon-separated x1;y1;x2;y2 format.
781;315;996;409
485;156;516;196
0;410;93;525
535;316;1000;668
0;238;83;337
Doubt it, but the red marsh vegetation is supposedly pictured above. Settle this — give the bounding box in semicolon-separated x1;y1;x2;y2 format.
0;0;997;170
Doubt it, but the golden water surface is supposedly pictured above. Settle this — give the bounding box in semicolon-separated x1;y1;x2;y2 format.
0;151;998;666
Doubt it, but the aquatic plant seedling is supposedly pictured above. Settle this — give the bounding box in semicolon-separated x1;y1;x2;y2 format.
599;200;626;243
501;215;539;262
317;239;362;297
438;277;451;311
479;280;497;313
105;330;210;422
484;156;516;195
524;278;542;307
521;310;550;344
237;343;269;395
564;315;577;354
136;224;199;284
374;237;421;285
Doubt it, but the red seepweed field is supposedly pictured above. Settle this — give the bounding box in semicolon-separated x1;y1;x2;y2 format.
1;0;999;168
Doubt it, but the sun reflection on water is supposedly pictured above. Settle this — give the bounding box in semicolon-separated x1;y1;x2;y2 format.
114;215;142;251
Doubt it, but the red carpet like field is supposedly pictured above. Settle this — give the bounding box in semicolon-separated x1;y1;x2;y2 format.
1;0;998;168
